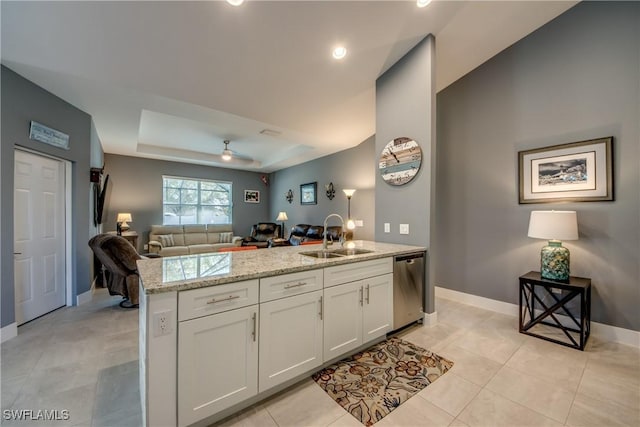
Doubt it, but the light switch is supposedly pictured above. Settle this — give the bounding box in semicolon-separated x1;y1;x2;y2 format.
399;224;409;235
355;220;364;227
384;223;390;233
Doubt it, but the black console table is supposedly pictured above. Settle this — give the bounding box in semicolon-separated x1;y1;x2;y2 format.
519;271;591;350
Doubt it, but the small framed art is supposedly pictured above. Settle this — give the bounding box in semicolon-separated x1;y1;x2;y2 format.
244;190;260;203
300;182;317;205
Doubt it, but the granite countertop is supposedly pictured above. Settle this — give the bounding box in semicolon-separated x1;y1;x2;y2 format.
138;240;426;294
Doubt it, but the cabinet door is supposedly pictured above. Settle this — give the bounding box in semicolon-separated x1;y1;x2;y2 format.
323;281;363;361
259;290;323;392
363;273;393;342
178;305;258;427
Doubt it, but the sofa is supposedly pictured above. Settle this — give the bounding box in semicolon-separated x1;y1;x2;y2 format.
148;224;243;256
241;222;282;249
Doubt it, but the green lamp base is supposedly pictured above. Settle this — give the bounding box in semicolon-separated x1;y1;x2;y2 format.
540;240;570;281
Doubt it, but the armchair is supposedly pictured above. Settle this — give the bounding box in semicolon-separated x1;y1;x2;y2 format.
242;222;282;248
89;234;143;308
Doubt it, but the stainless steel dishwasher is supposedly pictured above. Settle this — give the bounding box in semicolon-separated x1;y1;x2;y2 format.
393;252;425;330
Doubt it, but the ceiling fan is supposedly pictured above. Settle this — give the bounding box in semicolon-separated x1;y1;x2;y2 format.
217;139;255;166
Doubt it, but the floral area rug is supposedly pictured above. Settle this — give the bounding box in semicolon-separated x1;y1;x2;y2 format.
312;337;454;426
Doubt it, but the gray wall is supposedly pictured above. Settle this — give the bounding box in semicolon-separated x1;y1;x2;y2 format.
103;154;271;251
375;35;436;312
435;2;639;330
270;137;376;240
1;66;93;327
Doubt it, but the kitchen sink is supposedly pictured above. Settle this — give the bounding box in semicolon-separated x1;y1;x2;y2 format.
300;250;345;259
300;248;374;258
331;248;374;256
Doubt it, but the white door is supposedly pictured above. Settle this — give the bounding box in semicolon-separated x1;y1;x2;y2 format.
259;290;323;392
14;150;66;325
363;273;393;341
323;281;363;361
178;305;258;427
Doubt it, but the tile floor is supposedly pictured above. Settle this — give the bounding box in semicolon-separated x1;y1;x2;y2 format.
1;289;639;427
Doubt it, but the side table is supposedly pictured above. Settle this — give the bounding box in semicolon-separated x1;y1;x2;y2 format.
519;271;591;350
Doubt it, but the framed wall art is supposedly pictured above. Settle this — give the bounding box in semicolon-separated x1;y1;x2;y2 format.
518;137;613;204
244;189;260;203
300;182;317;205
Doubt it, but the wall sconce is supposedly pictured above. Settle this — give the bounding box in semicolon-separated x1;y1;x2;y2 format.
343;189;356;230
325;182;335;200
285;189;294;203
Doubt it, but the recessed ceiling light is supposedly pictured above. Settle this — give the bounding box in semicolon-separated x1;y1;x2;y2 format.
417;0;432;8
332;46;347;60
226;0;244;6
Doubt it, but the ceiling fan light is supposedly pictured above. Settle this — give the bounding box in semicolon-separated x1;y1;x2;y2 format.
332;46;347;60
221;140;233;161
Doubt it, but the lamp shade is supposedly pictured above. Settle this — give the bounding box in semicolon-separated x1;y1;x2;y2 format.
343;189;356;198
117;213;132;223
276;212;288;221
528;211;578;241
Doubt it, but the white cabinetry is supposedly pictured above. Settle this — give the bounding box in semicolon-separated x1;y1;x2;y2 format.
177;280;259;427
259;290;323;391
323;280;364;360
323;258;393;361
362;273;394;341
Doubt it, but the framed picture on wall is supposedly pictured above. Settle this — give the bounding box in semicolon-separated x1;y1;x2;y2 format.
300;182;317;205
518;137;613;204
244;190;260;203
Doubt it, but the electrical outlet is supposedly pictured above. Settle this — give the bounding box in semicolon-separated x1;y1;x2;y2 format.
153;310;173;337
384;223;390;233
355;220;364;227
399;224;409;235
144;244;149;250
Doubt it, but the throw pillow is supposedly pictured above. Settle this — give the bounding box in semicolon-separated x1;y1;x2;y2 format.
219;232;233;244
157;234;175;247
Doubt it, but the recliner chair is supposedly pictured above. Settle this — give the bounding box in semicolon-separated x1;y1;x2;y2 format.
89;234;143;308
242;222;281;248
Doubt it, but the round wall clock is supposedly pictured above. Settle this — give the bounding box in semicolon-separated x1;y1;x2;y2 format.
378;137;422;186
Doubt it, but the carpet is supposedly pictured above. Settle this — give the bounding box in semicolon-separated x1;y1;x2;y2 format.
312;337;453;426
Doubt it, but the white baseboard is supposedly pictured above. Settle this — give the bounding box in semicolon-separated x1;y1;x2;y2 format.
76;289;93;305
1;323;18;343
435;286;640;349
436;287;518;317
423;311;438;327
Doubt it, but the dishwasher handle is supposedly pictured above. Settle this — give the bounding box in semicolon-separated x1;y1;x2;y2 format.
395;252;425;263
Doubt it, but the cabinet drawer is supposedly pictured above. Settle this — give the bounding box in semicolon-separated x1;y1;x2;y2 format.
178;279;259;321
324;257;393;288
260;269;323;302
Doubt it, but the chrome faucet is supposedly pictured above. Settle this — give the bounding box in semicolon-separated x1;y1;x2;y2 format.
323;213;345;251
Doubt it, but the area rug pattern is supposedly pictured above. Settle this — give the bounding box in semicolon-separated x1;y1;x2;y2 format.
312;337;454;426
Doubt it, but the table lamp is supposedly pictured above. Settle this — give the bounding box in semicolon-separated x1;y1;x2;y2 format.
117;213;132;232
276;211;288;238
527;210;578;281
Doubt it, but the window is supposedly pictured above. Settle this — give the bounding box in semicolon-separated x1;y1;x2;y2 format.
162;176;232;225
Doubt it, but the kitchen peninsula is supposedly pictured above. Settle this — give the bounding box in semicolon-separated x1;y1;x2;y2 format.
138;241;426;427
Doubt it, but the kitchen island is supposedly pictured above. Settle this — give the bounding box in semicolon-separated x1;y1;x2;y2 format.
138;241;426;427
